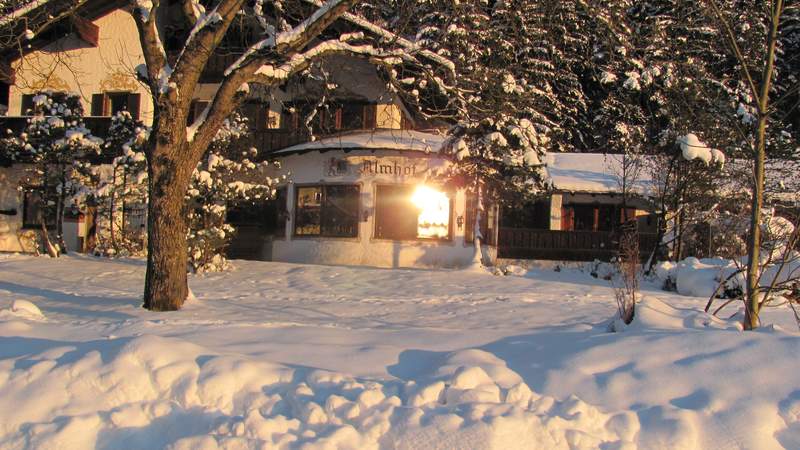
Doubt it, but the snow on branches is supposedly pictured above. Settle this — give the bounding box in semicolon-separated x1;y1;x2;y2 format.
91;111;150;257
3;91;103;255
185;114;283;272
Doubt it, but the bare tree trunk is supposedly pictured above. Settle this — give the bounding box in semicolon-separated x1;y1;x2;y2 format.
472;178;484;265
143;134;194;311
110;167;117;251
56;164;68;254
40;221;58;258
742;0;782;330
744;115;768;329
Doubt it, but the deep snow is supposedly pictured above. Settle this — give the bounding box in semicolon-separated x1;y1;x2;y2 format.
0;254;798;449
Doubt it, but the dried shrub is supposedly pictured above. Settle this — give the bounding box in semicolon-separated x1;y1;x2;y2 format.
613;225;640;325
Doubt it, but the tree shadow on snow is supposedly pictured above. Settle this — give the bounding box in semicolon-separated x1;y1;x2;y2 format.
94;407;222;450
387;322;621;391
0;281;141;319
0;335;138;367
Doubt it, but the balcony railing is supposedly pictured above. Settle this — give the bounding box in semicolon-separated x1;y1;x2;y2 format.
0;116;317;158
497;227;659;261
1;116;113;137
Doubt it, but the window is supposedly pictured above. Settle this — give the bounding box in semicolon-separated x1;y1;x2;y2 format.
91;92;140;119
374;184;451;240
20;93;34;115
22;190;55;229
188;100;210;124
294;185;359;238
340;103;366;130
561;204;627;232
122;202;147;232
500;199;549;230
226;187;288;237
288;102;376;134
234;101;280;130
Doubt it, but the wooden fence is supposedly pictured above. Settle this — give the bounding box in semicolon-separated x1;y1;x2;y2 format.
497;228;659;261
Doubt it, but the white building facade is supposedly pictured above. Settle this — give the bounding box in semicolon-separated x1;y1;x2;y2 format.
260;131;497;268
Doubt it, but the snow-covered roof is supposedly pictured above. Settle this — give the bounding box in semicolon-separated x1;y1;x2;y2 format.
273;130;447;155
545;152;655;195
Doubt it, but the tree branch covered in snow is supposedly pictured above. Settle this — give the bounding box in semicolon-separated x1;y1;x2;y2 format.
3;91;103;256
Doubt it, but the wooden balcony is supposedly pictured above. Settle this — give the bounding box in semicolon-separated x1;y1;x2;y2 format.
238;129;309;157
1;116;113;137
497;228;659;261
1;116;363;159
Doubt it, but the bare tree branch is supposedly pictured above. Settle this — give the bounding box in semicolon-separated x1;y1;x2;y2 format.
130;0;167;95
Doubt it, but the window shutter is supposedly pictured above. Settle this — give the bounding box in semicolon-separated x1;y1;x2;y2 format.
363;104;376;129
400;114;414;130
187;100;198;124
257;103;268;131
127;93;140;120
561;207;574;231
188;100;210;124
334;107;342;130
91;94;104;116
20;94;34;115
465;194;474;243
620;207;636;224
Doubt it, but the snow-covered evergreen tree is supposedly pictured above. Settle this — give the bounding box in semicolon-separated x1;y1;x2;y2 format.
185;113;281;273
382;0;596;260
91;111;150;257
5;91;102;255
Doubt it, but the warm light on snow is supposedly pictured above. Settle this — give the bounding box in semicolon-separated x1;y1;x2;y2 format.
411;185;450;238
0;256;798;448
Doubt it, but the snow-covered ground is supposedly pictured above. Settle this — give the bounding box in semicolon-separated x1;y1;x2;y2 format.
0;254;798;449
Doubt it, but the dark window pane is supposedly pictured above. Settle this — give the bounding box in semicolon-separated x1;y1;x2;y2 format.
597;205;615;231
294;185;359;237
239;102;266;131
321;185;359;237
107;93;129;116
275;187;287;231
295;186;322;235
20;94;34;115
227;188;286;237
375;185;416;240
340;103;365;131
572;205;595;231
22;191;55;228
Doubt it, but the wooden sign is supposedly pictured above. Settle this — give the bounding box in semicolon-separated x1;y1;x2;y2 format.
71;15;99;47
324;156;423;178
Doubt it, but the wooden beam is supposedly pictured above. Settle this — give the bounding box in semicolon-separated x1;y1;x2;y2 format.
71;15;99;47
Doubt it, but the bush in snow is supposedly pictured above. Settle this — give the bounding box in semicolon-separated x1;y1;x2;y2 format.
3;91;102;256
91;111;150;257
655;210;800;327
185;114;282;273
611;225;639;327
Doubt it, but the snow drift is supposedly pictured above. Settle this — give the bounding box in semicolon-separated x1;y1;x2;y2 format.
0;335;638;449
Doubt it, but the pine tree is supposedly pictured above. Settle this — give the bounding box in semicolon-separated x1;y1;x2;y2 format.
185;113;280;272
92;111;150;256
7;91;102;255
